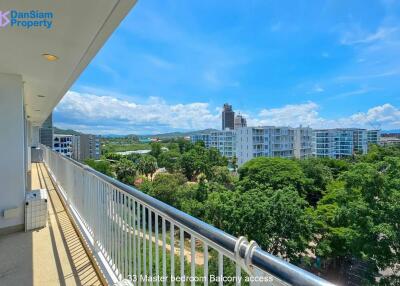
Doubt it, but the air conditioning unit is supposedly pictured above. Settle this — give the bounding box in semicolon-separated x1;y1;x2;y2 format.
25;189;48;231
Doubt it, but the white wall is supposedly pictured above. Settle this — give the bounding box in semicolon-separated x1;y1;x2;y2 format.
0;73;25;232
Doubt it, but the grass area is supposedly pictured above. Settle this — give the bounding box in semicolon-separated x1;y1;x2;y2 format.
103;142;152;153
101;139;176;153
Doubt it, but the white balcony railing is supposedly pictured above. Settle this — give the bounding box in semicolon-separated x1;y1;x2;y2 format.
41;145;334;286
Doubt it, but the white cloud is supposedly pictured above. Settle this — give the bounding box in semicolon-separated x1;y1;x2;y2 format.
312;84;324;93
55;91;220;134
252;102;400;130
54;91;400;134
340;27;398;46
143;54;175;69
251;102;322;127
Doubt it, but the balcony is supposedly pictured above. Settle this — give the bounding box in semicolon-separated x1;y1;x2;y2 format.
0;162;102;286
4;145;332;286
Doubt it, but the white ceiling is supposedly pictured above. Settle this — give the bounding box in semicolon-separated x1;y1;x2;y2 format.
0;0;136;126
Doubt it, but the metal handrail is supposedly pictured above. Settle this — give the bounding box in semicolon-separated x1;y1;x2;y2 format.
43;145;335;286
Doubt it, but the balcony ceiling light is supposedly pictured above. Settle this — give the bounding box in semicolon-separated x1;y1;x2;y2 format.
42;53;58;61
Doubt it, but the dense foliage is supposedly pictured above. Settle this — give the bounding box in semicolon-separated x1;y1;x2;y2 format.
90;141;400;284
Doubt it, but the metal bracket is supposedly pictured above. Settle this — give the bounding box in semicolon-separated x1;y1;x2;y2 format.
244;240;260;274
234;236;260;274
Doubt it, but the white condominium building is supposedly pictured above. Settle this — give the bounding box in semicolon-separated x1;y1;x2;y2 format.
294;127;313;159
312;128;368;158
235;126;311;166
235;127;270;165
192;126;313;165
367;130;381;145
210;130;236;159
191;133;211;148
53;134;73;157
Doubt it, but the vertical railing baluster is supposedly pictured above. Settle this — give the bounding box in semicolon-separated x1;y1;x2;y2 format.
218;253;223;286
133;200;137;279
118;191;122;279
155;214;159;286
180;228;185;286
111;188;117;271
191;236;195;286
149;209;153;286
123;193;127;278
125;194;129;279
107;186;111;262
129;196;132;279
162;218;167;286
204;243;208;286
170;223;175;286
235;262;241;286
143;205;147;286
137;202;141;285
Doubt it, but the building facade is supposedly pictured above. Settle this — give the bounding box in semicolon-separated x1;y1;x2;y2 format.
235;126;311;166
191;133;211;148
80;134;101;161
234;114;247;129
222;103;234;130
53;134;73;157
210;130;236;159
72;135;81;161
39;113;53;148
380;136;400;146
192;126;312;165
71;134;101;161
367;130;381;145
312;128;368;158
294;127;313;159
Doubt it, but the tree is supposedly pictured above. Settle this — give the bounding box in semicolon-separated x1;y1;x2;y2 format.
158;150;180;173
178;145;228;181
140;173;187;208
238;157;307;196
104;152;123;161
205;187;315;263
150;142;162;159
137;155;158;178
115;158;136;185
208;166;235;189
85;159;113;177
176;138;194;154
299;158;333;205
314;158;400;283
231;155;238;172
178;147;206;180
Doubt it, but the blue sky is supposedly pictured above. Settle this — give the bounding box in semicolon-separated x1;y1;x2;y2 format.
54;0;400;134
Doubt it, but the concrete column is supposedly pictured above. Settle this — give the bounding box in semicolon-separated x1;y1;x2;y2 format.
0;73;26;233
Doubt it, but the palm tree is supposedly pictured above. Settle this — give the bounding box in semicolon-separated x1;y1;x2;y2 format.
137;155;158;179
115;158;136;185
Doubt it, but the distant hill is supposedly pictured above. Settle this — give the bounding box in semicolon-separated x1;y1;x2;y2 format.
53;127;82;136
53;127;219;138
136;128;218;139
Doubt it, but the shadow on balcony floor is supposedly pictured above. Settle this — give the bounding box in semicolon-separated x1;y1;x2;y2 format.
0;163;103;286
